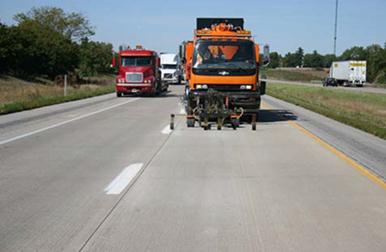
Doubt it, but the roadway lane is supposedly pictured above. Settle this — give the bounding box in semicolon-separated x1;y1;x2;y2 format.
0;91;183;251
263;79;386;95
0;86;385;251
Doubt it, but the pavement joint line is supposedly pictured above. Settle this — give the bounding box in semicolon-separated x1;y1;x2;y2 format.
78;113;181;252
263;99;386;189
288;120;386;189
0;98;140;146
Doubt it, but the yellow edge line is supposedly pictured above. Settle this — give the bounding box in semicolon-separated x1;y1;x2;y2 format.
288;120;386;189
261;101;386;189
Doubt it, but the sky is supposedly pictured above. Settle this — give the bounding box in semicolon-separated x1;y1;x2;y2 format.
0;0;385;55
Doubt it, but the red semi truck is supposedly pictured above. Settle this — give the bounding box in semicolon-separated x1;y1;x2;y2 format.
113;45;168;97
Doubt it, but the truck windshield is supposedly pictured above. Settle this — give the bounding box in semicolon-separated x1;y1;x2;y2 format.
121;57;151;66
162;64;177;69
193;40;256;71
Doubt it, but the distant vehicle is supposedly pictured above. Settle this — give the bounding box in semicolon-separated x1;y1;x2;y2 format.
112;45;168;97
160;53;180;84
329;60;366;87
323;77;337;87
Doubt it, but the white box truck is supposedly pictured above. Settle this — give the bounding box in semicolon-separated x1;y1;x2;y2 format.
160;53;181;84
329;60;367;87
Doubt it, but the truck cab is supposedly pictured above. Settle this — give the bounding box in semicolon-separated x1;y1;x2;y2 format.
114;46;167;97
160;53;180;84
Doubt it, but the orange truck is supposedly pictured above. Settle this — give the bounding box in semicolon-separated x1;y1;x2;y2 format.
181;18;269;130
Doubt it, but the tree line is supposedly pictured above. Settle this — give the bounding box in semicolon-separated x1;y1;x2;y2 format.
0;7;113;79
269;44;386;83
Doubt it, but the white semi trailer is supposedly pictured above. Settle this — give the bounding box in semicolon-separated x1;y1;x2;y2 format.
329;61;366;87
160;53;181;84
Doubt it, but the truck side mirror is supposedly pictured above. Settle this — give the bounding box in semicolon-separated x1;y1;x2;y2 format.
255;44;260;63
263;44;270;66
260;81;266;95
157;58;161;68
111;57;116;68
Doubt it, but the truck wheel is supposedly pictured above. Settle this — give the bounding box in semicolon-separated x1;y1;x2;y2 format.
251;113;257;131
217;118;223;130
116;92;122;97
187;118;195;127
231;119;239;130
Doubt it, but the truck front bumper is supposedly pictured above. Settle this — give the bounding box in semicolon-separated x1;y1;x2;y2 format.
116;83;155;93
162;77;178;84
189;90;261;113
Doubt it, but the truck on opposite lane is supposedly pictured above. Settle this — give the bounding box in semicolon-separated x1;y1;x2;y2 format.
328;60;367;87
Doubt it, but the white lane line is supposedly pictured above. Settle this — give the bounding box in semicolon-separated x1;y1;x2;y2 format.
0;98;140;146
161;125;172;135
104;163;143;195
179;107;185;114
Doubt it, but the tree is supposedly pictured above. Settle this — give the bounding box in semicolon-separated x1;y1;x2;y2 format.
14;7;94;41
79;38;113;76
294;47;304;67
339;46;367;61
304;50;324;68
268;52;281;68
366;44;385;82
282;47;304;67
8;19;79;77
322;54;337;68
0;22;10;73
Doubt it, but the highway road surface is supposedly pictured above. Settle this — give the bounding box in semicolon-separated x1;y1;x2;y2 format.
262;79;386;95
0;85;385;252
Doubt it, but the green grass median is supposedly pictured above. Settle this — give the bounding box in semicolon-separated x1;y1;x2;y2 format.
0;84;115;115
267;83;386;140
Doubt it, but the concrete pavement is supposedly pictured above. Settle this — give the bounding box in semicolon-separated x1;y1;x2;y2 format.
0;86;385;251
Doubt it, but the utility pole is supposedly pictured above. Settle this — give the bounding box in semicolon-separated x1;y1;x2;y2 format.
333;0;339;56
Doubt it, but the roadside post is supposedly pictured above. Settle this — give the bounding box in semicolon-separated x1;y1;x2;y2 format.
64;74;68;96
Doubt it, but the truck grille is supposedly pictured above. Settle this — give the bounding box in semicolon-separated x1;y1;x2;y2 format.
206;85;248;92
164;73;173;78
126;73;143;83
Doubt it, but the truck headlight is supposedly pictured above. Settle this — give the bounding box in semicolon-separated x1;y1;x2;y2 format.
240;85;252;90
196;84;208;89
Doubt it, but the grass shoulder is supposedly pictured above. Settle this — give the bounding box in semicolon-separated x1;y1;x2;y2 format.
0;75;115;115
267;83;386;140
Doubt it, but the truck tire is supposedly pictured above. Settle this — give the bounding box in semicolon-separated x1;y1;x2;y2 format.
187;118;195;127
116;92;122;97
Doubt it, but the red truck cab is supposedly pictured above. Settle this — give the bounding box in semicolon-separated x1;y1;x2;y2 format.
114;46;167;96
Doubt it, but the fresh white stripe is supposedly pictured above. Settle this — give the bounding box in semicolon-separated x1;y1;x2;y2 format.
161;125;172;134
0;98;140;146
104;163;143;195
